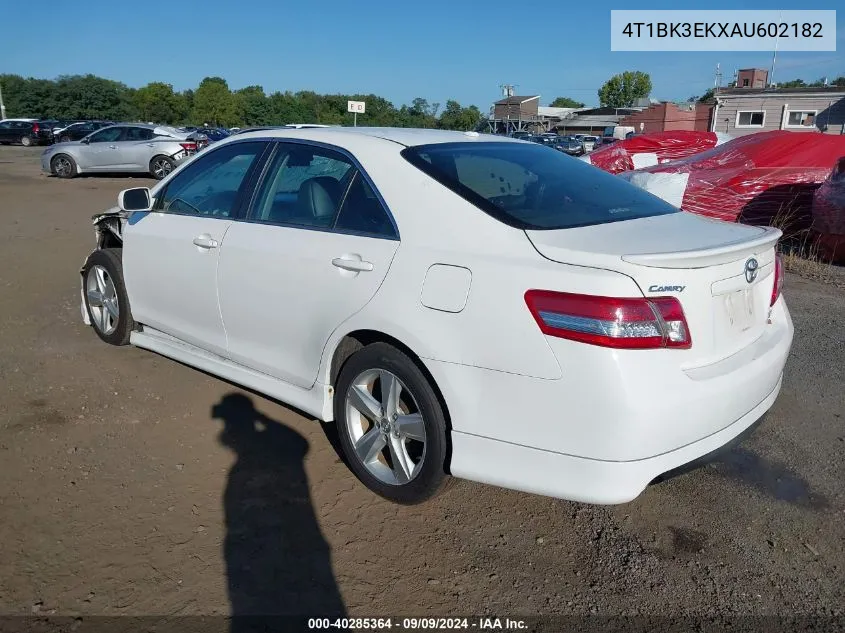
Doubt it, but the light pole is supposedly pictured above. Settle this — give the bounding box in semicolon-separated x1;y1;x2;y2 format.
0;80;7;119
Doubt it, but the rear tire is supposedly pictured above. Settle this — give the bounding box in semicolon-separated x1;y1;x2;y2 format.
334;343;450;505
82;249;135;346
150;155;175;180
51;154;77;178
20;136;33;147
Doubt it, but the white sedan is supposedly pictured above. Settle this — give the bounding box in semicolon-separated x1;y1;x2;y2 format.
79;127;793;505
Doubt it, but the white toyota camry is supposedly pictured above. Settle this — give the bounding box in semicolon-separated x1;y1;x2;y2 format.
80;127;793;505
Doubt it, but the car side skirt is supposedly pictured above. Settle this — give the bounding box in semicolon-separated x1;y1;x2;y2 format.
130;327;334;421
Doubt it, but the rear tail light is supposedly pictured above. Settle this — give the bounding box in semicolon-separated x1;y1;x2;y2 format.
32;122;40;134
524;290;691;350
770;251;784;307
180;142;197;152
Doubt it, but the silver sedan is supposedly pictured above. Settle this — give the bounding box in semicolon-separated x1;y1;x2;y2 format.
41;124;201;180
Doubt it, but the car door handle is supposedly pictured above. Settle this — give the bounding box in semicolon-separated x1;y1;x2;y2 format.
332;256;374;272
193;234;219;249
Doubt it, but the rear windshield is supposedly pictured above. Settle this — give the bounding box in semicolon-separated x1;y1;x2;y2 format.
401;141;678;230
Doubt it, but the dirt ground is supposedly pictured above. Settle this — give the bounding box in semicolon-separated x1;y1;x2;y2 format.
0;146;843;625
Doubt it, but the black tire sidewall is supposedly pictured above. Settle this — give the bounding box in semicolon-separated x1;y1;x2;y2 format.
150;156;174;179
51;154;76;178
82;249;134;346
334;343;449;505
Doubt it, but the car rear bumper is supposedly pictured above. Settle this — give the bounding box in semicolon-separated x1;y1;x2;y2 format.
427;298;793;503
448;380;778;504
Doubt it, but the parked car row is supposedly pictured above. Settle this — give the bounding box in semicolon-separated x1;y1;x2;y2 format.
505;130;601;155
0;118;233;148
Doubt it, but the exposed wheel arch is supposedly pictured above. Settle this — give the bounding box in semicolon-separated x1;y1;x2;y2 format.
329;330;453;470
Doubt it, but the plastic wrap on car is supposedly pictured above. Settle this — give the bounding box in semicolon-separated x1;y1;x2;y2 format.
811;156;845;263
619;131;845;233
585;131;729;174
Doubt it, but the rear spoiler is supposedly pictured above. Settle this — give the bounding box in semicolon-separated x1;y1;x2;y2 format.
621;226;782;269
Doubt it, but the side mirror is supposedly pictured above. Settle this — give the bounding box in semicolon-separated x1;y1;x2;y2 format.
118;187;152;212
80;137;90;144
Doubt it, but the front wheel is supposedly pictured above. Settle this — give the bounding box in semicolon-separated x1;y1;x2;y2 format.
82;248;135;346
150;155;175;180
334;343;450;504
51;154;77;178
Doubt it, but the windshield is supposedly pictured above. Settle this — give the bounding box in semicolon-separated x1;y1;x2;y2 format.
401;141;679;230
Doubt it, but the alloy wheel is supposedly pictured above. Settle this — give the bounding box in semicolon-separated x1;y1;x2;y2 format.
53;157;72;177
344;369;427;485
86;264;119;336
152;158;172;179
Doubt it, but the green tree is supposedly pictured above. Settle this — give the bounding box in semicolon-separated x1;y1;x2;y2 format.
691;88;715;103
51;74;136;120
777;78;806;88
438;100;482;130
549;96;585;108
134;82;186;124
235;85;271;126
191;77;237;126
598;71;652;108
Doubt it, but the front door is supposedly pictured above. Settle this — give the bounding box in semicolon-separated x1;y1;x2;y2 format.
217;142;400;388
78;126;126;170
123;140;269;355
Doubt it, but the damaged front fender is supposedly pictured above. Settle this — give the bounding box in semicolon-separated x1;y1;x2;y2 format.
80;208;131;326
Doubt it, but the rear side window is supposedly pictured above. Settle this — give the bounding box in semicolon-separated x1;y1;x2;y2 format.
402;142;678;230
125;127;154;141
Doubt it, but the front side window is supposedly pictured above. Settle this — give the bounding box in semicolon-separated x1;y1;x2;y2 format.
402;141;678;230
154;141;265;218
249;144;354;228
88;127;124;143
736;111;765;127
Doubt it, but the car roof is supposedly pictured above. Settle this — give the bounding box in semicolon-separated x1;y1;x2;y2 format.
231;126;522;148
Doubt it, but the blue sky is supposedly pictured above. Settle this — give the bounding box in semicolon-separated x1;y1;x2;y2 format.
4;0;842;111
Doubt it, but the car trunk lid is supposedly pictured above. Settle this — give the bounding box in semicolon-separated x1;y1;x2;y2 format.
526;212;781;366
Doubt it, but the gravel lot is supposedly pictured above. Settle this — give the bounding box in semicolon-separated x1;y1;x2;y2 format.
0;146;843;627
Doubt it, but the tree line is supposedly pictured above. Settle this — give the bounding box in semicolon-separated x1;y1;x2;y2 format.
0;74;484;130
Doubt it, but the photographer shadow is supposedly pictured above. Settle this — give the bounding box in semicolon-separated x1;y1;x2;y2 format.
212;393;346;631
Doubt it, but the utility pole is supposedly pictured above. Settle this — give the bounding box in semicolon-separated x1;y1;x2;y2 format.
769;9;783;87
714;63;722;91
0;80;7;119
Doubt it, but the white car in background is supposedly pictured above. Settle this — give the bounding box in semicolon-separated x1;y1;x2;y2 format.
78;128;793;505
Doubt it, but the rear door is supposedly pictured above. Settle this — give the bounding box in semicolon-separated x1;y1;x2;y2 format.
121;126;157;169
217;141;400;388
123;140;269;354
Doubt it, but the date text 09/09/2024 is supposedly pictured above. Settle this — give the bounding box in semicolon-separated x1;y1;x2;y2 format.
307;617;528;630
621;22;824;39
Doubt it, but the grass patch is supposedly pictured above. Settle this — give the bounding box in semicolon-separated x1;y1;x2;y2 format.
768;204;845;287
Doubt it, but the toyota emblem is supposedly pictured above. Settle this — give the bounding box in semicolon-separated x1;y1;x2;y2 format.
744;258;759;283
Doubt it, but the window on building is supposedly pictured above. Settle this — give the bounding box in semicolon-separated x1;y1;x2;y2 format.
736;111;765;127
742;78;750;87
786;111;817;128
